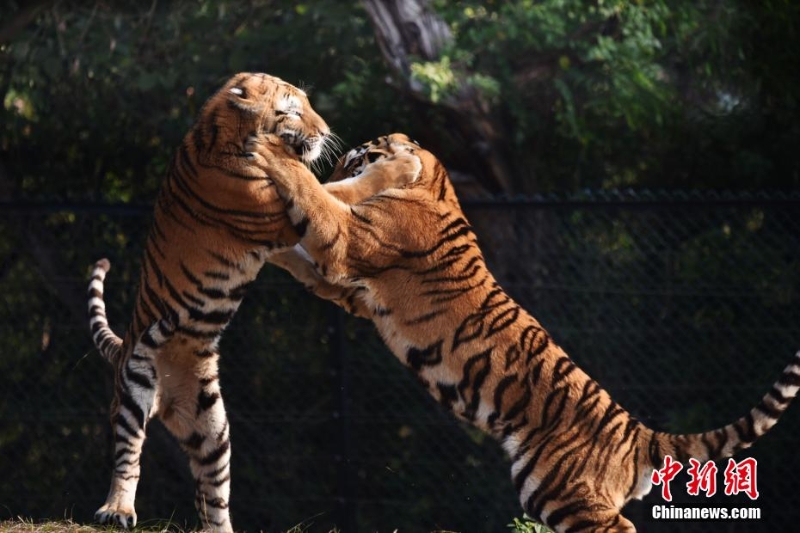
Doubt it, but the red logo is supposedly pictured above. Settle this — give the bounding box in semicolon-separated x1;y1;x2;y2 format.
653;455;759;501
723;457;759;500
651;455;683;501
686;458;718;497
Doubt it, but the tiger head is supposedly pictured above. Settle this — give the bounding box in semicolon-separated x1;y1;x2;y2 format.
330;133;461;209
202;72;331;164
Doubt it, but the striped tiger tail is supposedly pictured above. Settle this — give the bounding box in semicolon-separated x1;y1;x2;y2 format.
647;350;800;465
87;258;123;362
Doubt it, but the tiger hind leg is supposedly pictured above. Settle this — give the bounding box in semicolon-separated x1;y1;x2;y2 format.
95;322;171;528
157;349;233;533
551;510;636;533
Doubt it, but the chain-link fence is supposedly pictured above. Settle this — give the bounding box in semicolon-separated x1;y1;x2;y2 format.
1;191;799;532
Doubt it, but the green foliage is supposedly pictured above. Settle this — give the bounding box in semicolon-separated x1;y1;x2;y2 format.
2;1;799;196
508;516;552;533
411;56;459;104
0;0;413;202
430;0;800;191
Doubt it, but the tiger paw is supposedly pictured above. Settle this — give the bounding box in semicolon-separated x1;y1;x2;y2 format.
244;133;298;166
95;504;137;529
368;152;422;188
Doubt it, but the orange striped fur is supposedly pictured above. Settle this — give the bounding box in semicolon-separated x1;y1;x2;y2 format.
251;132;799;532
86;76;415;532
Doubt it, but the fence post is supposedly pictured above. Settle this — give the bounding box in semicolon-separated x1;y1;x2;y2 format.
329;305;356;531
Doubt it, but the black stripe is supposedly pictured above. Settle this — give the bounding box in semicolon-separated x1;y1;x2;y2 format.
182;290;205;307
406;341;443;371
513;431;558;493
198;287;228;299
120;393;147;428
124;365;155;390
198;439;230;466
574;381;601;419
551;357;576;386
178;143;198;178
188;306;234;325
733;412;757;445
204;270;230;281
293;216;309;238
178;324;223;339
504;345;521;370
192;124;205;153
114;411;139;438
452;313;485;352
114;447;135;461
205;460;231;479
502;379;532;424
139;327;158;349
184;432;205;450
768;384;791;405
540;386;569;431
755;398;782;419
400;225;473;259
143;244;165;287
208;474;231;487
206;109;219;153
489;375;517;428
417;245;471;274
318;223;342;251
197;389;221;413
209;251;237;269
521;326;550;363
486;306;520;337
624;444;642;499
195;495;228;509
777;371;800;387
458;348;492;421
437;383;458;410
546;499;591;530
180;261;203;287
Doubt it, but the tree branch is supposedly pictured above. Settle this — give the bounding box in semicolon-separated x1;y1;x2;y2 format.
362;0;521;194
362;0;451;89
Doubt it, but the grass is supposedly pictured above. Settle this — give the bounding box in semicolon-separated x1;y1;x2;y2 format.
0;518;110;533
0;518;340;533
0;515;552;533
0;518;177;533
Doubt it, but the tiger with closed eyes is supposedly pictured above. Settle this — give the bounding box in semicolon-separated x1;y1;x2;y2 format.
248;132;800;532
86;74;417;532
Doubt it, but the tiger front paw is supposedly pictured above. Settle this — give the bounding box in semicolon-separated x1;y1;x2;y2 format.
244;134;307;191
389;152;422;185
365;151;422;190
95;503;137;529
244;133;298;165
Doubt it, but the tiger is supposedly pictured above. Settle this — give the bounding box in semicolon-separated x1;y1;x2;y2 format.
245;132;800;532
86;74;420;532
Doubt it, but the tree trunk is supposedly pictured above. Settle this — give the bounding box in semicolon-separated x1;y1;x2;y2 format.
362;0;524;195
